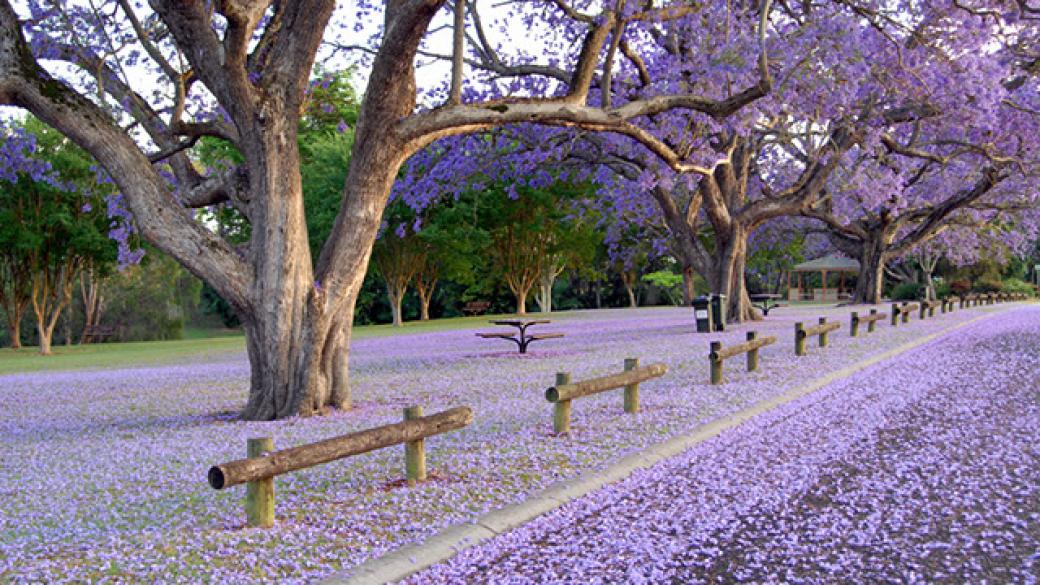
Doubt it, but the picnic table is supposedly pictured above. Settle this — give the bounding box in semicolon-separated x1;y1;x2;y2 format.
476;319;564;354
750;293;783;316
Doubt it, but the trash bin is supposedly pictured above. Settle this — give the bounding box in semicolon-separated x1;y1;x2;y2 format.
711;294;727;331
692;296;713;333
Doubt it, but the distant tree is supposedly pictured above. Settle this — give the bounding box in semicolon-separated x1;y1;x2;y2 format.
0;116;120;354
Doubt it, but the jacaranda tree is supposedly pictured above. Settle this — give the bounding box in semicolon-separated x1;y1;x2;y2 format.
0;0;774;419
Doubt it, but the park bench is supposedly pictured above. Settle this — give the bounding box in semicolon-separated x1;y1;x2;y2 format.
749;293;783;316
850;309;886;336
545;359;666;434
476;319;563;353
794;317;840;356
208;406;472;527
461;301;492;316
81;324;116;343
708;331;776;384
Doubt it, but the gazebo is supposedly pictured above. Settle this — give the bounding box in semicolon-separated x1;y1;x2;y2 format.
787;255;860;301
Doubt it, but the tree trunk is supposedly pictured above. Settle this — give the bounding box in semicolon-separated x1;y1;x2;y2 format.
37;321;52;355
536;279;553;313
417;282;434;321
5;310;23;349
514;287;530;315
714;228;759;322
852;232;892;304
681;265;696;306
237;112;357;421
387;284;406;327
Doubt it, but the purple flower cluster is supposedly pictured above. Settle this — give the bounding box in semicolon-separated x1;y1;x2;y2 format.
408;306;1040;584
0;303;1023;582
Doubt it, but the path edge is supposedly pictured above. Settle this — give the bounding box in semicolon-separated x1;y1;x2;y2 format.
319;307;1014;585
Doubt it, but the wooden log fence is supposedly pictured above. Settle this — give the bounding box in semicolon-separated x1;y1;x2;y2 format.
208;406;473;527
850;309;886;337
546;361;667;434
920;300;940;318
709;331;777;384
795;318;841;356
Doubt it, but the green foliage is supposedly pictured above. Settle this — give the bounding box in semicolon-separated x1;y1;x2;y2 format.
890;282;922;301
101;251;201;341
1001;278;1035;296
934;281;952;299
642;270;684;305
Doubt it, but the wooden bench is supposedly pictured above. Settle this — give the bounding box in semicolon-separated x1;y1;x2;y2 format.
462;301;492;316
81;324;116;343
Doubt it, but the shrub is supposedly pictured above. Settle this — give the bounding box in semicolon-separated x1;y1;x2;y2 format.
935;282;952;299
1001;278;1035;296
891;282;922;301
949;279;971;295
973;278;1004;293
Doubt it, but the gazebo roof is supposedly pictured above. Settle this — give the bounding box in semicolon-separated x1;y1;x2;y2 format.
792;255;860;272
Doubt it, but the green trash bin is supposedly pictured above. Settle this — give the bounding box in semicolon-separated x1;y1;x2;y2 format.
692;296;713;333
711;294;727;331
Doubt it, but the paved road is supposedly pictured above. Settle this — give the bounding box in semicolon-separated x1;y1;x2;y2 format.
405;308;1040;584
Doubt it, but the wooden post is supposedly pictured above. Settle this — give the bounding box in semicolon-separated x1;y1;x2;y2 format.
403;406;427;485
245;437;275;528
553;372;572;434
818;317;829;347
868;308;878;333
746;331;760;372
901;303;910;323
850;312;860;337
710;342;724;384
891;303;899;326
795;322;806;356
919;303;926;320
623;358;640;413
928;303;935;317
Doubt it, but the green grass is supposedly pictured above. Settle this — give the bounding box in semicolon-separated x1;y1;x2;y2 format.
0;310;563;375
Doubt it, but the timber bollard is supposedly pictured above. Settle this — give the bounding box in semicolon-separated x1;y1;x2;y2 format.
246;437;275;528
623;358;640;414
710;342;724;384
746;331;760;372
819;317;830;347
891;303;900;327
795;322;807;356
404;406;426;485
868;308;879;332
553;372;572;434
901;303;910;323
850;312;860;337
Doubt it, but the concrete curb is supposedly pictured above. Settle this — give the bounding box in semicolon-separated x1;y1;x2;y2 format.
320;308;1009;585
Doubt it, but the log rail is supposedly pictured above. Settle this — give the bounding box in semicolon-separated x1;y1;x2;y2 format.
208;406;473;527
709;331;776;384
546;361;667;434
